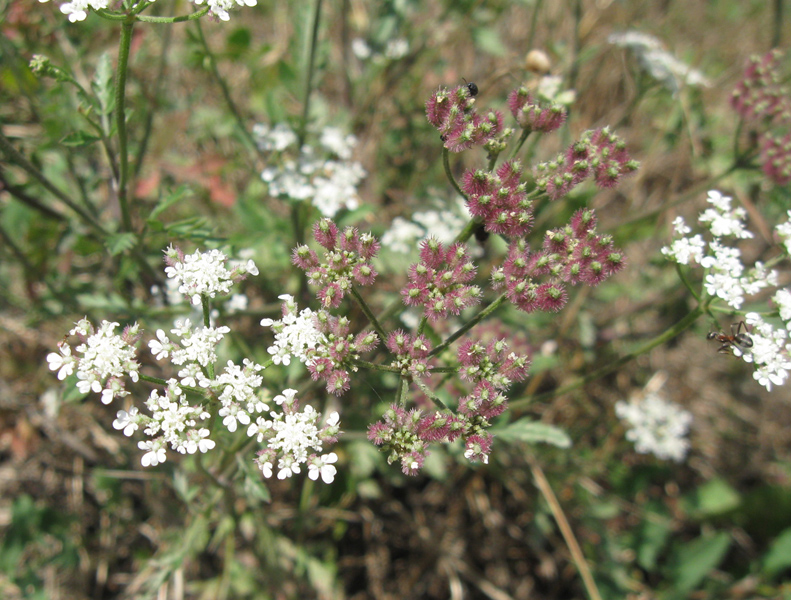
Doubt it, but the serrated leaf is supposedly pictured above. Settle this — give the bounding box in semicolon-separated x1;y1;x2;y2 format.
147;185;192;221
105;232;137;256
763;527;791;577
60;131;100;147
495;419;572;448
92;52;115;116
671;531;730;593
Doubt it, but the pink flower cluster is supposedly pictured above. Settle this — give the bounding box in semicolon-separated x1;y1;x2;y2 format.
368;405;460;475
306;312;379;395
534;127;638;200
401;238;482;321
461;161;534;237
491;209;625;313
386;330;433;378
368;336;530;471
507;86;566;133
425;84;504;152
731;50;790;123
543;208;626;286
732;50;791;185
292;218;380;308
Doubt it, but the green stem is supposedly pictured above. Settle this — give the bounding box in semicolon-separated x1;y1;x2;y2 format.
136;6;210;22
297;0;324;148
0;132;108;235
115;19;134;232
201;295;215;380
454;217;482;245
674;263;701;303
509;128;532;160
413;378;450;411
350;285;387;342
442;147;466;198
510;303;706;409
429;293;508;358
134;22;173;179
138;374;206;396
525;0;543;51
353;359;401;373
194;19;264;159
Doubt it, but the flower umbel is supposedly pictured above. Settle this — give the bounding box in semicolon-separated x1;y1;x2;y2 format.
292;219;380;309
47;319;141;404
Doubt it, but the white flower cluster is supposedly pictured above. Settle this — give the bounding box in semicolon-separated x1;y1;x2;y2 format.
47;319;140;404
381;197;471;254
192;0;256;22
662;191;777;310
615;391;692;462
663;191;791;391
260;294;326;366
113;381;215;467
249;389;341;483
48;248;344;481
742;313;791;391
608;30;711;94
38;0;256;23
163;245;258;307
253;124;366;218
150;319;230;370
38;0;108;23
351;38;410;62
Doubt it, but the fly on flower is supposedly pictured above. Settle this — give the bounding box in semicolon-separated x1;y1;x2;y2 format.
707;320;754;354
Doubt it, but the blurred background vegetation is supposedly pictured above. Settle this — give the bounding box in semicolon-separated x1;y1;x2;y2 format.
2;0;791;598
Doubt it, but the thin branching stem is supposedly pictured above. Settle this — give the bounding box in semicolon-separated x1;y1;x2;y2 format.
297;0;324;148
511;303;706;408
115;19;134;232
0;131;108;235
351;285;388;342
509;127;532;159
194;19;265;159
442;147;466;198
429;294;508;358
413;378;450;411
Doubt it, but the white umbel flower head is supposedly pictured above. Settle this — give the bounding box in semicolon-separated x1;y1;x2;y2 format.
47;319;141;404
616;391;692;462
250;389;341;484
163;245;256;306
261;295;326;365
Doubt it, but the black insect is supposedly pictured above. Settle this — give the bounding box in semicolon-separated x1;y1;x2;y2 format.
707;320;753;354
473;224;489;244
462;78;478;97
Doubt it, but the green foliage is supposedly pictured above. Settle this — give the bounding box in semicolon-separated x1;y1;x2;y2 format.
495;418;572;448
0;495;78;598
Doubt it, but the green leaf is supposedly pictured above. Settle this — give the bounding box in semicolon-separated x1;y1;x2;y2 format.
763;527;791;577
60;131;100;147
147;185;192;221
105;232;137;256
495;419;572;448
687;478;741;518
670;531;730;594
637;515;672;571
92;52;115;116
